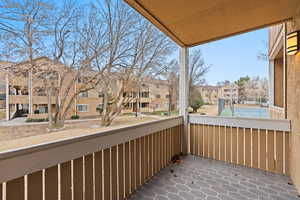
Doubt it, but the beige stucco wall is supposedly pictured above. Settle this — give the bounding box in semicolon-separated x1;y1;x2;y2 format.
286;18;300;193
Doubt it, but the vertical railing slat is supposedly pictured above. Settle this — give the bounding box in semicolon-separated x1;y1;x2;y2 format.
136;138;141;187
166;129;170;163
124;142;130;197
190;124;194;154
164;129;168;166
73;157;83;200
232;127;238;164
130;140;135;191
210;125;214;158
268;130;275;171
219;126;225;161
85;155;94;200
61;161;72;200
45;165;58;200
259;130;267;171
157;132;161;171
198;124;203;156
225;126;231;162
118;144;124;200
103;149;110;200
154;132;158;174
6;177;24;200
204;125;208;158
275;131;284;173
245;128;251;167
252;129;259;168
177;125;182;155
146;135;149;180
94;151;103;200
140;137;145;185
285;132;290;175
150;134;154;177
238;128;244;165
111;146;118;200
214;125;219;160
28;171;43;200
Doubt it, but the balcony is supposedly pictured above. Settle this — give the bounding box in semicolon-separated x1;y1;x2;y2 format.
9;95;56;105
0;115;298;200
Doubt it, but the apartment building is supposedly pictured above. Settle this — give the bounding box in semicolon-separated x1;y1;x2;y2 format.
123;78;171;113
0;58;103;120
220;84;239;102
0;57;172;120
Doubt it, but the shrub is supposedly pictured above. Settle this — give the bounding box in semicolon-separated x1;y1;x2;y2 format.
71;114;80;120
26;118;48;123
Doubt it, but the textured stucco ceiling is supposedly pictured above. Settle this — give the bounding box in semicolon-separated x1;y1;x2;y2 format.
125;0;300;47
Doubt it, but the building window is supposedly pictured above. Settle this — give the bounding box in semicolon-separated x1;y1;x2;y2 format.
98;92;104;98
36;87;46;96
77;104;88;112
38;105;48;114
156;94;160;98
166;94;170;98
124;103;133;109
141;102;149;108
79;91;88;98
124;92;136;98
141;91;149;98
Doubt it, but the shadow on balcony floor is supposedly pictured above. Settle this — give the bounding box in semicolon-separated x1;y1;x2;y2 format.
128;156;299;200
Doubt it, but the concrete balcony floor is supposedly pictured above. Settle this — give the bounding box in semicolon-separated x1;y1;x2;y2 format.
128;156;299;200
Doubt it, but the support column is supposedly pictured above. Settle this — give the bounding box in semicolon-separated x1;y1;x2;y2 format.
179;47;189;155
283;23;287;119
5;73;9;121
268;60;275;106
28;70;33;114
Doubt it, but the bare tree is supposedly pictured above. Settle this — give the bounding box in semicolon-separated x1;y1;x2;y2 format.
0;0;175;129
187;49;210;111
163;49;210;114
162;60;179;115
97;0;175;126
0;0;109;129
244;76;269;103
188;49;210;89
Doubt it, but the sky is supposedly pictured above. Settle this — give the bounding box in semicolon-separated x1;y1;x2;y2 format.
189;28;269;85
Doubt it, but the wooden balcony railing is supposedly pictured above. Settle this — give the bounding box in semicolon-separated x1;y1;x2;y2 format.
0;116;183;200
9;95;56;105
269;105;285;119
189;115;291;175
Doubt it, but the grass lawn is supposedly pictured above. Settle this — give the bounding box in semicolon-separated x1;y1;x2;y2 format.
0;115;161;152
143;110;179;116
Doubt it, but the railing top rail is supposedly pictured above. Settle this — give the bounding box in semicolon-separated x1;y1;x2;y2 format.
269;105;285;111
0;116;183;183
189;114;290;132
0;116;182;160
